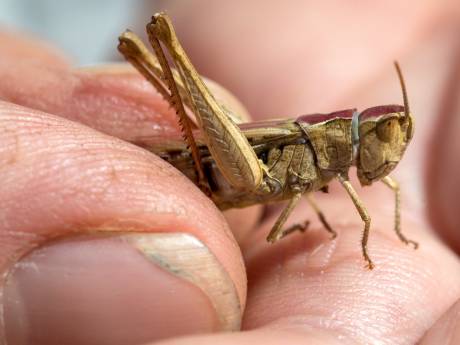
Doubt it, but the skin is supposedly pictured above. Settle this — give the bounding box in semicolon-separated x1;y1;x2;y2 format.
0;2;460;344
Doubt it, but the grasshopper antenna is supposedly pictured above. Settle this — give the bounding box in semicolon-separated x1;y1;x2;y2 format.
394;61;410;119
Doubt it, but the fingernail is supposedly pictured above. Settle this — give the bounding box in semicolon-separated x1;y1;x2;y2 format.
3;233;241;345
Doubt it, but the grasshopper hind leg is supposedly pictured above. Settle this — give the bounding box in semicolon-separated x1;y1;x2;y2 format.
118;28;210;195
146;13;267;194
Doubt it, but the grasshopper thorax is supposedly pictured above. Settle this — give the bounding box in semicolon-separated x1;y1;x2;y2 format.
355;105;414;185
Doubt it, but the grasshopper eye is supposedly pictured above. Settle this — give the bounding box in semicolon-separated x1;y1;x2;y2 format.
376;118;399;142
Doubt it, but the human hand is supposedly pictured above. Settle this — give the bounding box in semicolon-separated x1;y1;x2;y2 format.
1;3;460;344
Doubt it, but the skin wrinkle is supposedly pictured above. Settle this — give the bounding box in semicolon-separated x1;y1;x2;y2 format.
260;317;359;345
0;128;19;166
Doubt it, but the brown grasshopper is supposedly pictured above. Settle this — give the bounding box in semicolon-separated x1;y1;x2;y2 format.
118;13;417;269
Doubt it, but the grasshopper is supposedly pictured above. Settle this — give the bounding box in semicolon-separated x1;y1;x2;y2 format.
118;13;417;269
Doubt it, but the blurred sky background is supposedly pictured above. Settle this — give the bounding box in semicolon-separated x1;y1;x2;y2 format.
0;0;143;64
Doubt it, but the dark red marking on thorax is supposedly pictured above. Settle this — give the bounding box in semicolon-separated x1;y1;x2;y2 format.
296;109;356;125
359;105;404;120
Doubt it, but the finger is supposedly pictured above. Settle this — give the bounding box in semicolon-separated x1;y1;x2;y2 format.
240;182;460;344
0;102;246;344
426;43;460;254
0;30;69;67
419;298;460;345
0;61;182;141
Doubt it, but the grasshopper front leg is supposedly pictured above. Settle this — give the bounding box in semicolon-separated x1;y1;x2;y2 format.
146;13;268;193
337;174;374;269
381;176;418;249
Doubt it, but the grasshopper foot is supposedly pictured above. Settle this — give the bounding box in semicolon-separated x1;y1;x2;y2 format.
267;220;310;243
395;229;419;249
400;236;419;250
362;246;375;270
147;13;176;47
365;259;375;270
279;220;310;240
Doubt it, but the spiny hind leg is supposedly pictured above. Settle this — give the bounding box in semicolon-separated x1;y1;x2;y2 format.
306;194;337;239
118;30;209;194
118;30;199;116
118;31;170;101
381;176;418;249
146;13;266;193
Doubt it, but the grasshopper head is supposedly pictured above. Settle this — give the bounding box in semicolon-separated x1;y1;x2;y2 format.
356;105;414;185
355;62;414;185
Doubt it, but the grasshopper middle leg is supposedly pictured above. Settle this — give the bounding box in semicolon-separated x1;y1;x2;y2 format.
338;174;374;269
267;193;306;242
267;193;338;243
